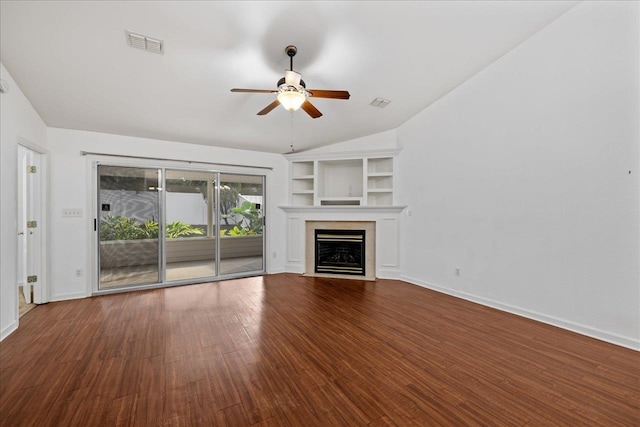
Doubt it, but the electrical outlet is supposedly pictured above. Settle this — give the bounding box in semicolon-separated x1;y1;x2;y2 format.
272;252;277;259
63;208;83;218
455;267;461;276
75;269;83;277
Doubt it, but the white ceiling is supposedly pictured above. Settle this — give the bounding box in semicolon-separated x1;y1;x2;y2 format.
1;1;578;154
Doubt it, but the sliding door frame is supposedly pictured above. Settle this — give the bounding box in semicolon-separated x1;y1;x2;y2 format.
90;158;267;296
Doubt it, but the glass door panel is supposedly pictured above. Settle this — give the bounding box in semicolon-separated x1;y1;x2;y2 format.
98;166;161;289
218;173;265;276
165;169;217;282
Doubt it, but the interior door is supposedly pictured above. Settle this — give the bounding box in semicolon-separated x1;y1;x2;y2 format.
17;146;30;304
17;145;42;305
97;165;162;289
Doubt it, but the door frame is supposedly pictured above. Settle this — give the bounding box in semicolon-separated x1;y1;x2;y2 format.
90;158;268;295
16;137;49;306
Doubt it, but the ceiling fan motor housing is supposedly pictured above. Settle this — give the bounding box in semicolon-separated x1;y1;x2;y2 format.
278;77;306;88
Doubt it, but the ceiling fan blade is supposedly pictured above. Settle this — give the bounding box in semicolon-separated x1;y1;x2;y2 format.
285;70;302;87
231;88;278;94
300;100;323;119
257;99;281;116
307;90;350;100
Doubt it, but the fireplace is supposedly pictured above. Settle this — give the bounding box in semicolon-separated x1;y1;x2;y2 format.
304;220;376;280
315;229;366;276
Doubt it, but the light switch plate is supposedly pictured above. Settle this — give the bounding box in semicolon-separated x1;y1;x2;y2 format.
62;208;83;218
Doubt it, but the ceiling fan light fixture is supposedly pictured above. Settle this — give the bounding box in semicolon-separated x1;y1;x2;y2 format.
230;45;349;118
277;89;306;112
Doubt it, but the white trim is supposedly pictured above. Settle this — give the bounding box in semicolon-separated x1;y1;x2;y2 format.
87;158;97;296
279;205;406;214
16;136;50;306
16;136;49;155
1;320;19;341
49;291;88;302
401;274;640;352
284;148;400;161
284;264;305;274
376;269;402;280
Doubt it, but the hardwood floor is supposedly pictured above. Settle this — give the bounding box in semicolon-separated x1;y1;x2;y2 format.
1;274;638;426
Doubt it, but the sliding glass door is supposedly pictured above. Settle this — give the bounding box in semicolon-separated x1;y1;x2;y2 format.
97;166;265;291
218;173;264;276
165;169;216;282
98;166;161;288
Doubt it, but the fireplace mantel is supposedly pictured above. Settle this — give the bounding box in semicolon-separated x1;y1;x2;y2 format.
279;205;406;214
279;205;405;279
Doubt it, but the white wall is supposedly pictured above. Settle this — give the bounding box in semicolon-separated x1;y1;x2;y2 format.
397;1;639;349
301;129;398;155
0;63;48;339
47;128;289;301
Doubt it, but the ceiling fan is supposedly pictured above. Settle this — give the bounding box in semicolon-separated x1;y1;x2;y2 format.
231;45;350;119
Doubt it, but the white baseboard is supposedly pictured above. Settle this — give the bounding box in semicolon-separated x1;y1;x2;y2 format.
401;275;640;352
1;320;19;341
377;268;402;280
283;265;402;280
49;291;88;302
284;264;305;274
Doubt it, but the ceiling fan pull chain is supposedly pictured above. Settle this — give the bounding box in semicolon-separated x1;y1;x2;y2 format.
290;112;296;152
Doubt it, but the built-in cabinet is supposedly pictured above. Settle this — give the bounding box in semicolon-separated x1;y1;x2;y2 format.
288;151;398;206
283;150;404;280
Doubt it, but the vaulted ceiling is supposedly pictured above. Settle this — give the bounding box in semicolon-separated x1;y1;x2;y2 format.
0;1;578;153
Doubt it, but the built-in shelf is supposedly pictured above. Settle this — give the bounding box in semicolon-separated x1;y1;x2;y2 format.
367;157;393;174
287;150;398;207
292;161;314;177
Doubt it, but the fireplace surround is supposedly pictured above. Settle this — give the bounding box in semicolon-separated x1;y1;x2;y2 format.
305;220;376;280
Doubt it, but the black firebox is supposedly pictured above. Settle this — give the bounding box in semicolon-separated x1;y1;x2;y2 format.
315;229;365;276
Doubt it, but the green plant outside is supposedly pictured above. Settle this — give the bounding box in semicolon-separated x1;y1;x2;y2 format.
230;202;263;234
101;204;262;240
100;216;204;241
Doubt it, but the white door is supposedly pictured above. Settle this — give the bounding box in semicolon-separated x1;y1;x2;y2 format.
17;145;42;305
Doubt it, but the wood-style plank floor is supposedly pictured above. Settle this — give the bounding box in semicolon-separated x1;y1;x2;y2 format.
1;274;638;426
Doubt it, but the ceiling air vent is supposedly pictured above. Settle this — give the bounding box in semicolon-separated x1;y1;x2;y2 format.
370;97;391;108
126;30;164;55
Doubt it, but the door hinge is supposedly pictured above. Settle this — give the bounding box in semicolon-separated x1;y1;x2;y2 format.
27;166;37;173
27;275;37;283
27;221;38;228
